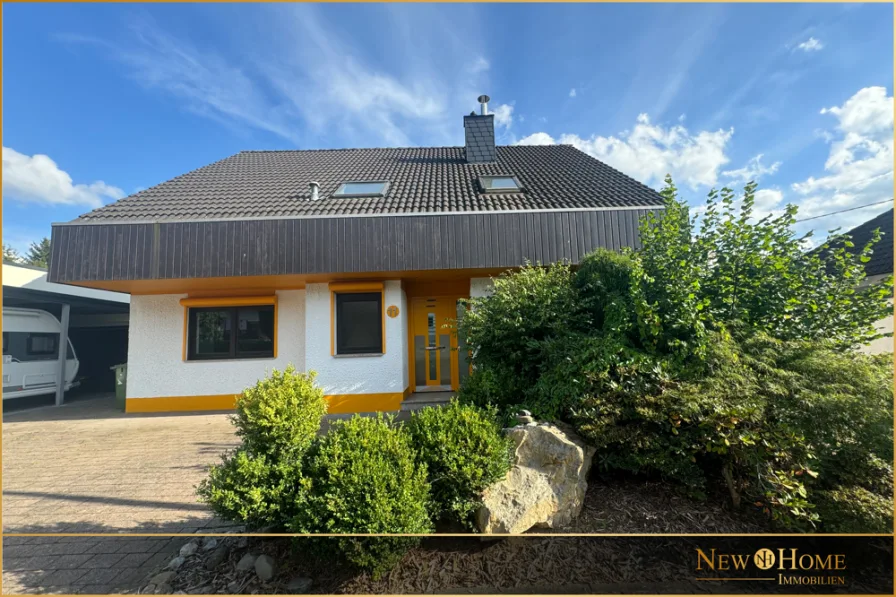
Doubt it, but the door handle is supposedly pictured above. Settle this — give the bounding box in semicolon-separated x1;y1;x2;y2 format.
423;346;445;351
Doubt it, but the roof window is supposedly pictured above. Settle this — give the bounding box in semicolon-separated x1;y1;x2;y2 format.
478;175;523;193
333;181;390;198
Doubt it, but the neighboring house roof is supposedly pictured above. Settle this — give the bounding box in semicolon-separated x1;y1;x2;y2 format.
74;145;664;223
841;208;893;277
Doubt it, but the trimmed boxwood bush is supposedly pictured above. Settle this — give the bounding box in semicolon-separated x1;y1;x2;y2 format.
231;366;327;459
407;401;512;526
197;367;327;529
290;415;432;578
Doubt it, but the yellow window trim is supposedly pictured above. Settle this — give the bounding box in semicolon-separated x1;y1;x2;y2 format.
329;282;386;356
181;295;279;361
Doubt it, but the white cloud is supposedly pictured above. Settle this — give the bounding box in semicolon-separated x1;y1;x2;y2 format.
569;88;577;98
2;147;124;208
491;103;514;129
723;153;782;183
516;132;556;146
468;56;489;74
791;86;893;231
796;37;824;52
515;113;734;189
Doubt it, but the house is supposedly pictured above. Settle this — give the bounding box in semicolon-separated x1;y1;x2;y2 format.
841;208;894;355
47;97;664;414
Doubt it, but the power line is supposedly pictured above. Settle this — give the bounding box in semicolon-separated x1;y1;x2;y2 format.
795;199;893;223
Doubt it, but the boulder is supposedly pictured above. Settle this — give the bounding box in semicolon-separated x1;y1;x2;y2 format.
179;541;198;557
287;576;313;594
205;544;230;570
255;554;276;581
476;422;595;534
235;554;257;571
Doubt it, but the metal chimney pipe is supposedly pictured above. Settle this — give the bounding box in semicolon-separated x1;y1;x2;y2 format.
477;94;490;116
309;181;320;201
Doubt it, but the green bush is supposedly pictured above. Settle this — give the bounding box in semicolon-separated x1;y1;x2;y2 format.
231;366;327;459
290;415;432;578
197;366;327;529
456;262;583;419
815;486;894;533
197;449;303;529
407;401;512;526
575;248;637;335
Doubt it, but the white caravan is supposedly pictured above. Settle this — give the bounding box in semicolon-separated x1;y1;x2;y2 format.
2;307;79;400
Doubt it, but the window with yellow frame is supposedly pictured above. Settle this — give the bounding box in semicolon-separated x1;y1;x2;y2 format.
329;282;386;356
180;296;278;361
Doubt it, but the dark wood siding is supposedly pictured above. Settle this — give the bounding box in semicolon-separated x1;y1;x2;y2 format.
48;209;655;284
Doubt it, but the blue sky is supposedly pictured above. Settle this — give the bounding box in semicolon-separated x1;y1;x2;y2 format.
3;2;893;253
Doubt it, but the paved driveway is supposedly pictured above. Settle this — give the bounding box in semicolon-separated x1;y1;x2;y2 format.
2;394;240;593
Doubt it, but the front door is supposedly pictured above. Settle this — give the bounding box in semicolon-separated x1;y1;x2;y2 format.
411;296;457;392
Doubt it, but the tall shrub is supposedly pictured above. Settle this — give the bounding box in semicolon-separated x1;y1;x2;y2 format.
290;415;432;578
197;367;327;529
456;261;583;420
407;401;511;526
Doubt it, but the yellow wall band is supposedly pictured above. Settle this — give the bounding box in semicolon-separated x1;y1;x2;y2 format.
179;296;277;307
125;389;410;414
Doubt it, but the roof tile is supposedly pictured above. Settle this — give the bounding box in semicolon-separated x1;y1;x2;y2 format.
75;145;663;222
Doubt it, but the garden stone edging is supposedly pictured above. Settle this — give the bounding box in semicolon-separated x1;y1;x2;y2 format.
476;421;596;534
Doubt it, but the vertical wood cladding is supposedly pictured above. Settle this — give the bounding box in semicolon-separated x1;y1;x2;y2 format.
48;209;655;283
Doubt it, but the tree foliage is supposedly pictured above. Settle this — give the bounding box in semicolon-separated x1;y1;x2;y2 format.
24;238;52;268
457;176;893;531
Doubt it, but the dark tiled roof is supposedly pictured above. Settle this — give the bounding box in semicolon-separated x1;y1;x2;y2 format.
74;145;663;222
842;207;894;277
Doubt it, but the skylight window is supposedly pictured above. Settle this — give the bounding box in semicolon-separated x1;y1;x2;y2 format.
478;175;523;193
333;181;390;198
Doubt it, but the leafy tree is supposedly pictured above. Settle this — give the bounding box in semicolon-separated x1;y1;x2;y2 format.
24;237;51;268
634;176;892;352
2;244;22;264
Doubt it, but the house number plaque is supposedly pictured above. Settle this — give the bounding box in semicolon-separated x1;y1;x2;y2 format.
386;305;400;318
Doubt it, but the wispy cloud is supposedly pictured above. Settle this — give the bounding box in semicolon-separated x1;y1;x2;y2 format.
569;88;577;98
60;6;497;148
795;37;824;52
2;147;124;208
723;153;782;183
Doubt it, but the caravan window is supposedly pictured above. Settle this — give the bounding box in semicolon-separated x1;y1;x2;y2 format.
3;332;61;362
27;334;59;358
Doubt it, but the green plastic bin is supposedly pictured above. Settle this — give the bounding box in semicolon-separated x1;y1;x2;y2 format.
111;363;127;410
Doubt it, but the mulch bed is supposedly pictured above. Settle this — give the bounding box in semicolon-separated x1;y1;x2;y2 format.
157;476;778;594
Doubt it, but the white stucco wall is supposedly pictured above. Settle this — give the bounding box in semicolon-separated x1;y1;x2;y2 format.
126;290;305;399
304;281;408;395
470;277;494;298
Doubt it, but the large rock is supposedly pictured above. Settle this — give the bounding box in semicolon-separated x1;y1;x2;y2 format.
477;422;596;534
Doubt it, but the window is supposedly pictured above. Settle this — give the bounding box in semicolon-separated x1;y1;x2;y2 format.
478;175;523;193
335;292;383;355
187;305;275;361
27;333;59;359
333;181;390;198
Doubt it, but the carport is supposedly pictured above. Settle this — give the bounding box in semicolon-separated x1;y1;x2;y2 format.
2;262;129;406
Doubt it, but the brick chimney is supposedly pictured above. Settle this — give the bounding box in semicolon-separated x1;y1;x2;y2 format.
464;95;496;163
